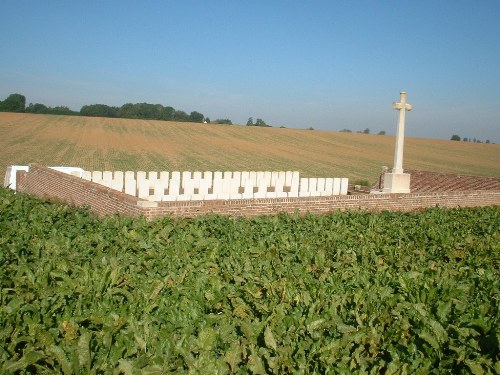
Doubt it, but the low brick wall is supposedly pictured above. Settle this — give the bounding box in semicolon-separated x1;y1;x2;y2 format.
16;164;145;217
17;164;500;220
374;168;500;192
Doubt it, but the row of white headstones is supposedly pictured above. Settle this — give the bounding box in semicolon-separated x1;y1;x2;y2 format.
4;166;348;202
83;170;349;202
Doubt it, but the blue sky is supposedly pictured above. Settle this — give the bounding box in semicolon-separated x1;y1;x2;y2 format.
1;1;500;142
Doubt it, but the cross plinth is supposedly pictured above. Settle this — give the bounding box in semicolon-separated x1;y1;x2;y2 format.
382;91;413;194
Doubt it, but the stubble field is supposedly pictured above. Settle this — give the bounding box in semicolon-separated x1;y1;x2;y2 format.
1;112;499;182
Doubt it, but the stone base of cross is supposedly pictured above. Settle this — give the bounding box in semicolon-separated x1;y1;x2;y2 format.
382;92;412;194
382;172;410;193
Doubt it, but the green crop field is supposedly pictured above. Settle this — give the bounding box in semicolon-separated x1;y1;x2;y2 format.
1;112;499;182
1;187;499;373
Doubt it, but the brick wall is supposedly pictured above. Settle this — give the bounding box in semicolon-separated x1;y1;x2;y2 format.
17;164;500;220
373;168;500;192
16;164;145;217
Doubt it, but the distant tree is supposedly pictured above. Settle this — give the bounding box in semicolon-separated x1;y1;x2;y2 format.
51;106;78;115
255;118;268;127
214;119;232;125
463;137;468;142
158;106;175;121
363;128;370;134
115;103;167;120
80;104;118;117
377;130;386;135
117;103;146;119
340;129;352;133
173;110;190;122
204;117;210;123
307;126;314;130
246;117;254;126
26;103;49;114
131;102;146;118
0;93;26;112
473;138;477;143
279;126;286;128
189;111;205;123
147;104;165;119
116;103;134;118
486;139;491;144
25;102;78;116
450;134;461;141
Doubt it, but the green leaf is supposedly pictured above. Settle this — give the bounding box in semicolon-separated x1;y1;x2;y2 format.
78;331;91;371
224;342;242;372
3;351;45;372
197;327;217;351
47;344;73;375
149;281;164;300
418;330;440;351
116;359;136;375
337;323;357;334
3;358;27;372
428;319;448;343
307;319;325;334
436;301;452;322
264;326;277;351
240;320;256;340
141;365;163;374
248;348;266;375
407;271;422;279
134;332;147;352
414;303;428;317
493;361;500;374
465;360;484;375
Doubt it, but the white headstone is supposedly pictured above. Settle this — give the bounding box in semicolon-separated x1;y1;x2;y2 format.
321;178;334;196
299;178;310;197
254;179;268;198
124;171;136;196
112;171;124;192
274;177;287;198
340;178;349;195
332;178;341;195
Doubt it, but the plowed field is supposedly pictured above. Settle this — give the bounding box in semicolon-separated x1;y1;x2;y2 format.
1;112;499;182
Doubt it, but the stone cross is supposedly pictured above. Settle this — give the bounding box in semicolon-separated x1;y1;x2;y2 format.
392;92;412;174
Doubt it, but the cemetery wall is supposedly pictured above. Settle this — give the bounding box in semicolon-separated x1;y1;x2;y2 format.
16;164;146;217
17;164;500;220
374;168;500;192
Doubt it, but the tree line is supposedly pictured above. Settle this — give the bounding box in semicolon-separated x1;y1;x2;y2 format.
340;128;386;135
450;134;492;144
246;117;270;127
80;103;207;123
0;93;234;125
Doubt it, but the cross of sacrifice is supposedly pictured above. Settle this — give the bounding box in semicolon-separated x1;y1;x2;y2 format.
392;92;413;174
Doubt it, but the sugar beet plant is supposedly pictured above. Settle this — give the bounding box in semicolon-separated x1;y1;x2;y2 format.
0;186;499;374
